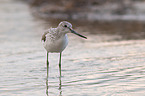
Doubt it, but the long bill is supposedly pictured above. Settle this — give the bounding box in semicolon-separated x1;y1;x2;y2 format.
69;28;87;39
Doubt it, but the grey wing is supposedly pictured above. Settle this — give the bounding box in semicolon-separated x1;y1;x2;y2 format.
41;29;49;42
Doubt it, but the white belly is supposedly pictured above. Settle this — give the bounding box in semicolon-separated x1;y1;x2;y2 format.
43;34;68;53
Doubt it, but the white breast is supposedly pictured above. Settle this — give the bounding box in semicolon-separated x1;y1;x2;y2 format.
43;34;68;53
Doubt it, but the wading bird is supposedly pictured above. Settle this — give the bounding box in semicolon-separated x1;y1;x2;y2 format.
41;21;87;83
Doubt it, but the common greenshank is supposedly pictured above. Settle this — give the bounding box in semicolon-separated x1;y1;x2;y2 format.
41;21;87;84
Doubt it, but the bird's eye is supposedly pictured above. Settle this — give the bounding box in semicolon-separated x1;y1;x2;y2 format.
64;25;67;27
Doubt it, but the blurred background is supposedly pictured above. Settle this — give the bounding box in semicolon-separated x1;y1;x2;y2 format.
1;0;145;96
27;0;145;39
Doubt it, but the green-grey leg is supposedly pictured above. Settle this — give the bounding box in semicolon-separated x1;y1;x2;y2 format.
46;52;49;96
59;52;62;78
46;52;49;79
59;52;62;92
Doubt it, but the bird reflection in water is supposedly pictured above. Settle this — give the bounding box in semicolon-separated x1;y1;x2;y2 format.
45;69;62;96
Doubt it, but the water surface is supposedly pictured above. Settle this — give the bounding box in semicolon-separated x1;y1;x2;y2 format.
0;0;145;96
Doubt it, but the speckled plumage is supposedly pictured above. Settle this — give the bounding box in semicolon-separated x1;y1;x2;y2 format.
43;28;68;52
42;21;87;53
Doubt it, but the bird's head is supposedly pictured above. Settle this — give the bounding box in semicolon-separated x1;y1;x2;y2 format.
58;21;87;39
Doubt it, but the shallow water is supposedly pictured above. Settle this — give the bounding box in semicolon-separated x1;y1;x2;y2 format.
1;0;145;96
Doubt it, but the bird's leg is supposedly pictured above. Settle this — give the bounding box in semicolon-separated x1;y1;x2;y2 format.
46;52;49;96
46;52;49;79
59;52;62;90
59;52;62;77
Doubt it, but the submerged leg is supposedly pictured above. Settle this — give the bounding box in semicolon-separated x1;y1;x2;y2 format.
59;52;62;90
46;52;49;96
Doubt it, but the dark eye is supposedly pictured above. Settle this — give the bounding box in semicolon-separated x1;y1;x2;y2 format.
64;25;67;27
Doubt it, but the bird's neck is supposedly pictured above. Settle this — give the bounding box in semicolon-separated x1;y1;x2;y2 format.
56;27;66;35
55;27;66;38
